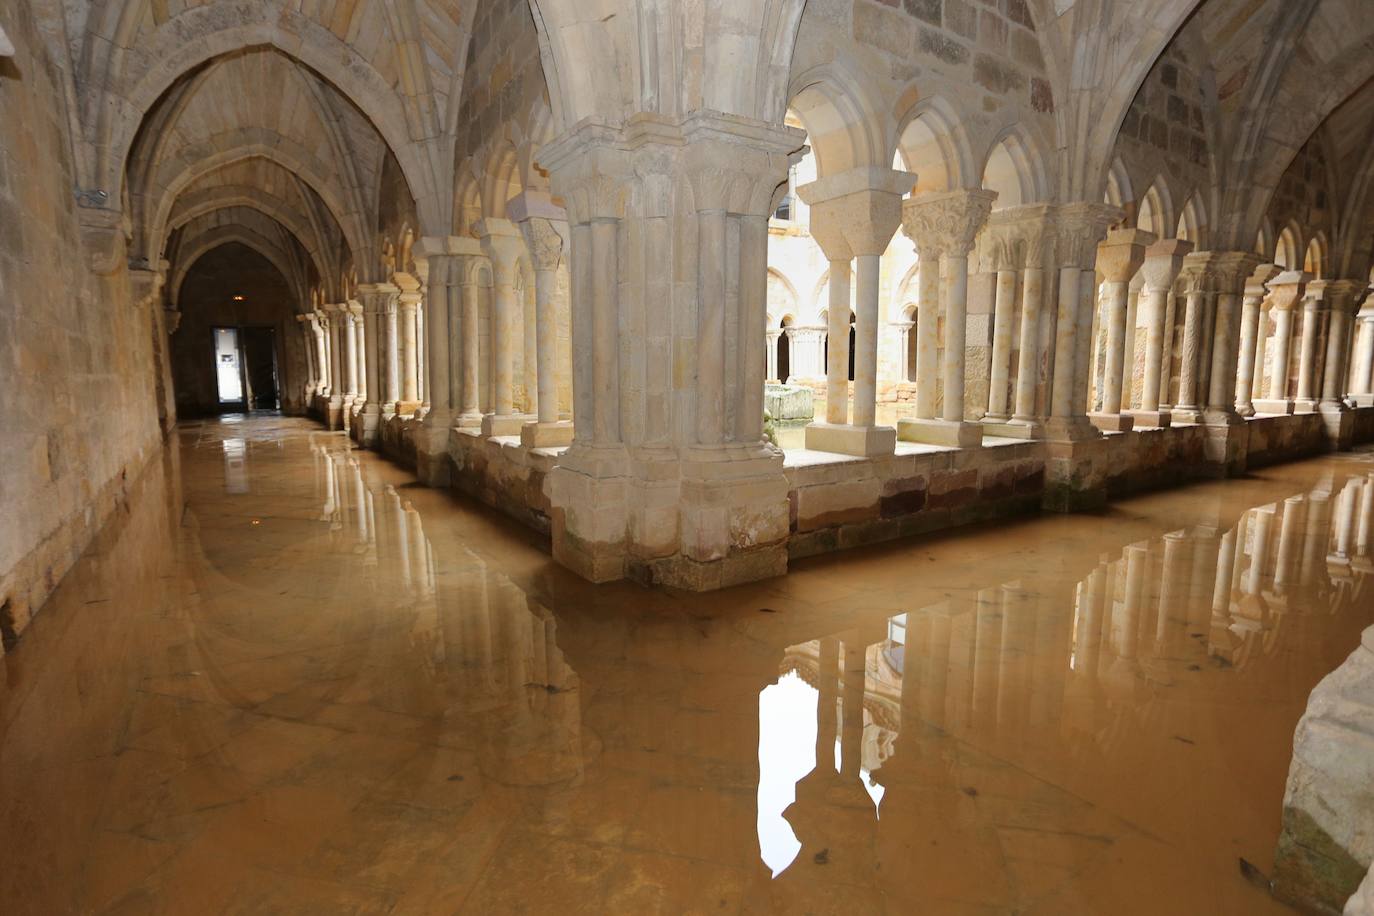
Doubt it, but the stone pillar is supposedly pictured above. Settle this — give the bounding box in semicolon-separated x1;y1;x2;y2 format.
343;303;360;414
414;238;462;485
383;292;401;416
1252;299;1270;403
325;304;346;429
1044;203;1118;443
397;287;422;413
540;111;802;590
512;192;575;449
1203;253;1262;420
1235;264;1280;417
983;205;1055;439
798;167;914;456
356;283;393;445
1088;228;1153;432
349;304;365;403
1132;238;1192;428
898;188;997;448
297;314;318;399
1254;272;1309;415
476;218;529;437
790;326;824;380
1122;271;1145;410
766;330;780;382
1351;307;1374;407
1295;280;1328;413
453;244;488;427
984;261;1018;422
1171;253;1216;424
1319;280;1365;449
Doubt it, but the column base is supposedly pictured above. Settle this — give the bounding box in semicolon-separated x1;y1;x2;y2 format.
803;422;897;457
357;404;382;446
897;418;983;448
456;411;483;429
327;395;346;430
416;415;455;487
1237;403;1256;418
1351;393;1374;408
481;413;533;437
520;420;574;449
1294;398;1320;414
1088;412;1135;433
1170;406;1203;425
1043;416;1102;443
396;399;423;418
1320;402;1355;450
981;417;1044;439
1128;409;1172;429
1253;398;1295;415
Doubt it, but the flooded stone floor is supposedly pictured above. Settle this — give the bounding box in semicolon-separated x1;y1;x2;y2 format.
2;414;1372;914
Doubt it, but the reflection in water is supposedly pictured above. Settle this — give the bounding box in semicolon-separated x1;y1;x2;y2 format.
760;471;1374;888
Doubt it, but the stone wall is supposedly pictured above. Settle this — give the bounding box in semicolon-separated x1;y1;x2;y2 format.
0;4;163;648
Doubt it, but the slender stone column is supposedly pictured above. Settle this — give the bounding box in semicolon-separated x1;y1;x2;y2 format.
1254;271;1308;414
1252;300;1270;403
1321;281;1363;406
325;304;346;428
349;304;365;401
413;239;463;485
343;304;360;412
766;330;780;382
790;326;824;380
981;205;1055;439
913;249;939;419
823;258;852;425
1132;239;1192;427
1172;254;1215;424
512;193;574;449
1295;281;1328;413
1122;272;1144;409
1088;228;1152;432
985;266;1017;421
453;246;487;427
476;218;529;437
296;314;317;398
1350;310;1374;407
799;167;914;456
898;188;997;448
1202;253;1262;437
1234;264;1279;416
1044;203;1118;442
356;283;392;446
383;293;401;416
397;290;422;411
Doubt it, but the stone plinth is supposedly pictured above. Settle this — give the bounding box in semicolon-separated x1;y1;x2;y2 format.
805;421;898;456
1088;412;1135;433
898;417;983;448
765;383;815;421
1273;625;1374;915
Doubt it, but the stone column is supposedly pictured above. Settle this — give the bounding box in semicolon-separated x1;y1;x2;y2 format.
414;239;462;485
790;326;824;380
383;292;401;416
476;218;529;437
1235;264;1280;417
397;287;422;412
1203;253;1262;424
1171;253;1216;424
1122;271;1145;410
1295;280;1328;413
296;314;318;398
349;304;365;403
766;330;780;382
1254;271;1309;415
453;244;488;427
355;283;393;445
799;167;914;456
1088;228;1153;432
325;304;346;429
1132;238;1192;428
512;192;575;449
1044;202;1118;442
984;205;1055;439
983;257;1018;422
1251;299;1270;403
1319;280;1365;449
343;302;360;414
898;188;997;448
1350;308;1374;407
540;111;802;590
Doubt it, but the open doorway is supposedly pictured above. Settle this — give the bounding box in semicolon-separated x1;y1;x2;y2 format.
213;326;280;411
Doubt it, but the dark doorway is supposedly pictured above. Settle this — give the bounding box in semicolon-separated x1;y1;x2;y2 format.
847;313;856;382
777;318;791;382
242;326;280;409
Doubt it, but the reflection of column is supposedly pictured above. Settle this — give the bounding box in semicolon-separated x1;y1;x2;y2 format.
1336;480;1361;560
1300;492;1332;588
1115;545;1148;661
1089;229;1151;431
1155;531;1191;650
971;587;1002;731
1211;528;1236;630
1358;474;1374;556
815;638;839;771
1077;563;1108;679
1274;495;1306;591
1247;507;1275;595
839;640;866;779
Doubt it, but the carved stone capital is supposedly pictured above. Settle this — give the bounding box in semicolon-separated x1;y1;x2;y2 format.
1054;202;1121;268
901;188;998;260
518;216;568;272
1095;228;1156;284
1139;238;1194;293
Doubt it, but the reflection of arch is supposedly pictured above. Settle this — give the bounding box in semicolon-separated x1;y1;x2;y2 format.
1177;195;1208;248
1304;232;1328;279
1136;179;1174;239
981;127;1047;209
787;64;885;175
895;97;974;194
1276;222;1303;270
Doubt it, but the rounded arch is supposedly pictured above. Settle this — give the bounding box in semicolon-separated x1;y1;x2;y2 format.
1136;179;1175;239
480;140;523;220
767;268;801;324
1104;157;1135;225
144;145;367;273
894;96;975;195
786;64;886;176
1305;232;1329;279
1276;222;1304;270
453;165;482;238
981;126;1048;210
1255;217;1277;261
100;12;442;232
171;229;305;310
1177;194;1209;249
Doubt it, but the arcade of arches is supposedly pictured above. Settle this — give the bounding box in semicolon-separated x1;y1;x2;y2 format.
4;0;1374;911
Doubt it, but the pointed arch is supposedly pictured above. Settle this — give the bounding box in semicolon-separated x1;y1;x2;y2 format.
1305;232;1329;279
1136;179;1175;240
982;126;1048;210
894;95;975;194
1177;194;1208;249
1276;222;1303;271
1104;157;1135;225
786;63;887;176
